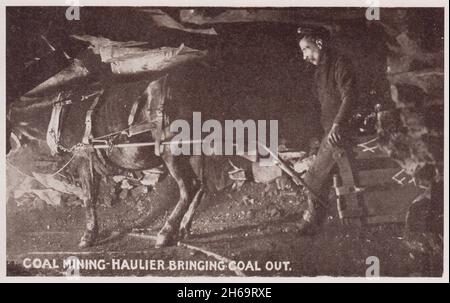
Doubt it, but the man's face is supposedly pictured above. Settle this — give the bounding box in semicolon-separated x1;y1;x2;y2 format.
299;37;322;66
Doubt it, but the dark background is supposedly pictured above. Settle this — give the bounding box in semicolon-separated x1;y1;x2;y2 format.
6;7;442;148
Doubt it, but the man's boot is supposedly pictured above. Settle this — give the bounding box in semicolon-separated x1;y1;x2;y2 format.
296;190;327;235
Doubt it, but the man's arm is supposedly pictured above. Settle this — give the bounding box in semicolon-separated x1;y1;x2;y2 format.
327;55;358;147
334;55;358;126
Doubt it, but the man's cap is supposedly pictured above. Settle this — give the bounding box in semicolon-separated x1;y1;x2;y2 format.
297;26;330;41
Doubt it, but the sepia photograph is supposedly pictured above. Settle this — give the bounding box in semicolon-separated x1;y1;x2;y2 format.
2;1;447;280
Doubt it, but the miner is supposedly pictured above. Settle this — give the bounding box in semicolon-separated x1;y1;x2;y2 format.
296;26;359;234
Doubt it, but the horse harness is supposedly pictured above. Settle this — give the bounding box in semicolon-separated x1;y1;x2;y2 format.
46;75;170;156
126;74;170;156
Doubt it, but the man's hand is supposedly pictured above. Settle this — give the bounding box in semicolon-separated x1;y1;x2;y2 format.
327;123;342;147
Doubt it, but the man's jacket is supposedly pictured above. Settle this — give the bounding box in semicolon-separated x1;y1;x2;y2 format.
314;47;358;133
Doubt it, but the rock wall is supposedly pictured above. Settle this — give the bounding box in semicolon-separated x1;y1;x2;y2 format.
376;8;444;254
377;8;444;184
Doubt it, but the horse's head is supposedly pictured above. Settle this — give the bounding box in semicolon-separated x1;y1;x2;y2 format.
6;97;52;155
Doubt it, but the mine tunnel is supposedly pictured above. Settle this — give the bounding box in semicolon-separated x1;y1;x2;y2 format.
6;7;399;149
5;7;444;277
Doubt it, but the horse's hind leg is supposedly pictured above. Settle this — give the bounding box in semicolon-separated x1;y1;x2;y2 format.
156;153;192;248
77;153;100;248
179;187;205;239
179;156;206;239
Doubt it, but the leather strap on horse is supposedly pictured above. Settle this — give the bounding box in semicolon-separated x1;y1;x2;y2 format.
47;93;76;155
46;90;106;155
82;90;104;145
126;75;170;155
47;93;64;156
128;98;141;127
127;97;158;137
153;75;170;156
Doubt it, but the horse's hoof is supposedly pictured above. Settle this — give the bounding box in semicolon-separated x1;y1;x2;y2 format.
155;232;176;248
78;231;97;249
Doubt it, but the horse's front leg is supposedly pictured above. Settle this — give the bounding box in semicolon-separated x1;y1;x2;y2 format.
156;152;192;248
77;153;100;248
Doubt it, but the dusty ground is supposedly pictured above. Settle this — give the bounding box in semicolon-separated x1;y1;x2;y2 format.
6;174;443;277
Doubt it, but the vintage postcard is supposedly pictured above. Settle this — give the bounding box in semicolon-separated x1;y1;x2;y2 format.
1;0;448;283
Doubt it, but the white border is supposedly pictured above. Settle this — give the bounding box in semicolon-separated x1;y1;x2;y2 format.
1;0;448;7
0;0;448;283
